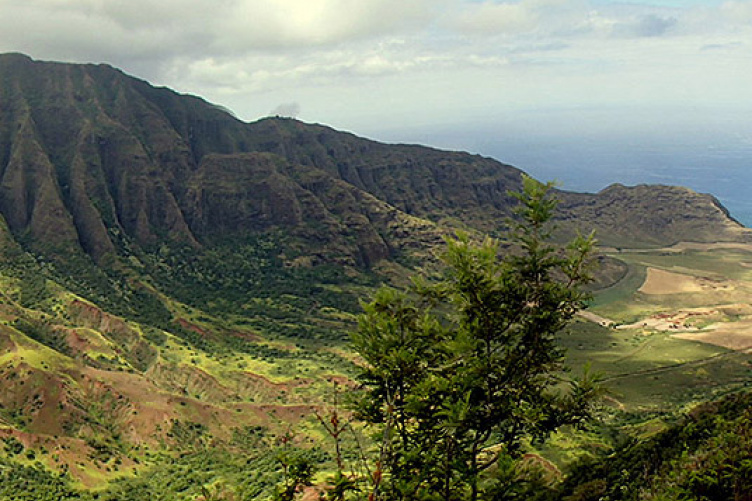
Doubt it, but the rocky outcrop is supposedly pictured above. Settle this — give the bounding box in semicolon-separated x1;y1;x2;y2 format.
558;184;750;247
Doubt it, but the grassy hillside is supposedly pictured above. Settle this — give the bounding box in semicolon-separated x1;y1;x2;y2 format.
559;391;752;500
0;54;751;498
1;232;752;498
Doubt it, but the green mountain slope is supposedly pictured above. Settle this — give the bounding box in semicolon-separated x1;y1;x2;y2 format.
560;391;752;500
0;53;751;497
0;53;746;268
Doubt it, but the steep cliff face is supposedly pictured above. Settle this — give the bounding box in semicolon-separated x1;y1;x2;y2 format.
182;152;395;265
0;53;199;257
0;55;448;266
0;53;747;271
242;118;528;224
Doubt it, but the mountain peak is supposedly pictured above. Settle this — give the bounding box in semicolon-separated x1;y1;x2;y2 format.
0;55;746;269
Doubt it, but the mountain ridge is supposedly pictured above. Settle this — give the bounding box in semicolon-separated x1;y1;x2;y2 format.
0;53;751;495
0;52;747;272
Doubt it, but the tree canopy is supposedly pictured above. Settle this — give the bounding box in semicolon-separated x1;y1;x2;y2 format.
351;176;601;500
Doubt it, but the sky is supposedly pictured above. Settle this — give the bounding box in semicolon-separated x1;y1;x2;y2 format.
1;0;751;218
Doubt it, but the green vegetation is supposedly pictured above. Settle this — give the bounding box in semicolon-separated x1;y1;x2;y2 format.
345;177;601;500
2;182;752;499
0;457;83;501
144;236;375;320
11;318;72;357
590;263;646;310
560;391;752;500
3;54;752;500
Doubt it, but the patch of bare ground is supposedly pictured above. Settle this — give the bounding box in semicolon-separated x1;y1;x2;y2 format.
227;329;260;342
579;299;752;351
672;318;752;350
607;241;752;254
581;303;752;351
176;318;210;337
81;367;182;444
618;308;726;332
579;305;742;334
669;242;752;252
577;310;615;327
93;366;320;439
637;268;731;295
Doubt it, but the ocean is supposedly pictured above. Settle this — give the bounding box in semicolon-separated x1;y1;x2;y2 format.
372;112;752;227
484;134;752;227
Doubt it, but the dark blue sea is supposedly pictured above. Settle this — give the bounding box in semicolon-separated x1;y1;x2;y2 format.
485;134;752;228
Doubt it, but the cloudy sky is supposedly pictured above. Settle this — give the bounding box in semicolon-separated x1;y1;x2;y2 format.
1;0;751;214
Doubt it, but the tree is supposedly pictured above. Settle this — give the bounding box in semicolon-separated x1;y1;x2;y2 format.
351;175;601;500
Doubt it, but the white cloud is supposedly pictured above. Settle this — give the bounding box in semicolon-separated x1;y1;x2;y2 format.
453;0;591;36
721;0;752;22
455;1;540;34
225;0;442;47
270;102;301;117
0;0;443;61
610;13;678;37
0;0;750;137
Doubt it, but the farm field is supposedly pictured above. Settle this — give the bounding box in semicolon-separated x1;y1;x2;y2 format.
572;242;752;412
531;242;752;468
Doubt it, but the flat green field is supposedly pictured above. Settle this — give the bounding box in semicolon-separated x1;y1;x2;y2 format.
568;243;752;413
537;245;752;467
